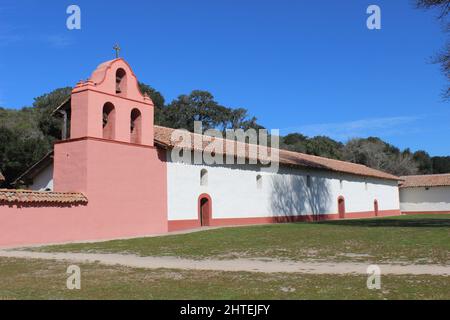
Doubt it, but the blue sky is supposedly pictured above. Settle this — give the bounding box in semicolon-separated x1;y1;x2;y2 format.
0;0;449;155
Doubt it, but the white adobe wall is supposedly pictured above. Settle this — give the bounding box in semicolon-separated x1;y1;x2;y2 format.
167;151;400;221
400;186;450;213
29;163;54;191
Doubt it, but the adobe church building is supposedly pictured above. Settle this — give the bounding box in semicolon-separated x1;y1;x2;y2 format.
0;59;402;247
400;174;450;215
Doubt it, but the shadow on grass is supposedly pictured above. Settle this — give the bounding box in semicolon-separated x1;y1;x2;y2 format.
316;218;450;228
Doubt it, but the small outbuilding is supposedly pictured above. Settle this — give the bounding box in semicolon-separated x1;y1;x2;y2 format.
400;174;450;215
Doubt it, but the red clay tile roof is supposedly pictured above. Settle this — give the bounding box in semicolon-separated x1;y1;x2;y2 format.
400;174;450;188
0;189;88;204
154;125;400;181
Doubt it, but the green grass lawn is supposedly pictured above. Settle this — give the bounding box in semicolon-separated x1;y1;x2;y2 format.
0;257;449;300
35;214;450;265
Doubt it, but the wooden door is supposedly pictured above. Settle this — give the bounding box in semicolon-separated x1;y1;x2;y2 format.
200;197;211;226
374;200;379;217
338;197;345;219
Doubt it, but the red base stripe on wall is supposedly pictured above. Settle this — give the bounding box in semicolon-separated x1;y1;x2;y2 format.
168;210;401;232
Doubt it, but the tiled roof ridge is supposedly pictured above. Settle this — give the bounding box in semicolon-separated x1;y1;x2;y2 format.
0;189;88;204
153;125;399;181
399;173;450;188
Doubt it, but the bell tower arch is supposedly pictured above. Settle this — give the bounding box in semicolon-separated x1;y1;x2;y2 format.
53;58;168;235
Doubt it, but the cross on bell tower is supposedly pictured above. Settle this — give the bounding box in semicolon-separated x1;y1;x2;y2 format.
113;44;121;59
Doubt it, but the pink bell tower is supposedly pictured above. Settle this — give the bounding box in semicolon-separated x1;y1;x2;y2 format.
70;58;154;145
52;58;168;237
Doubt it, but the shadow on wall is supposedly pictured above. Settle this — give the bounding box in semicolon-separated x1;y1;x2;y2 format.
270;173;332;221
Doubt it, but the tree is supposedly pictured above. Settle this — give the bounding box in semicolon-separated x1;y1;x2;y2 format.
281;133;308;153
163;90;263;132
432;156;450;172
163;90;219;132
0;88;71;186
387;149;420;176
138;83;165;125
413;150;433;173
305;136;344;159
0;126;50;187
35;87;72;141
226;108;264;131
342;138;419;176
283;133;308;146
416;0;450;99
417;0;450;19
281;133;343;159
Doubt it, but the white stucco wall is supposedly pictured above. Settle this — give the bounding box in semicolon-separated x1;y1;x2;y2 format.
400;186;450;212
167;151;400;221
29;164;54;191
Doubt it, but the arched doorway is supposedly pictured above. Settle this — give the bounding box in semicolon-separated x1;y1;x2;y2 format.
338;196;346;219
198;194;212;226
374;200;379;217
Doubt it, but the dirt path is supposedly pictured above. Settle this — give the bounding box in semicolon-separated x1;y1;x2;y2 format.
0;250;448;275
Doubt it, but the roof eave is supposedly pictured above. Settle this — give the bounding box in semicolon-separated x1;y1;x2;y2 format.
12;151;54;186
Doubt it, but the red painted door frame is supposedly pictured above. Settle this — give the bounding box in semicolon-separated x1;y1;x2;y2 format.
338;196;345;219
198;193;212;226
